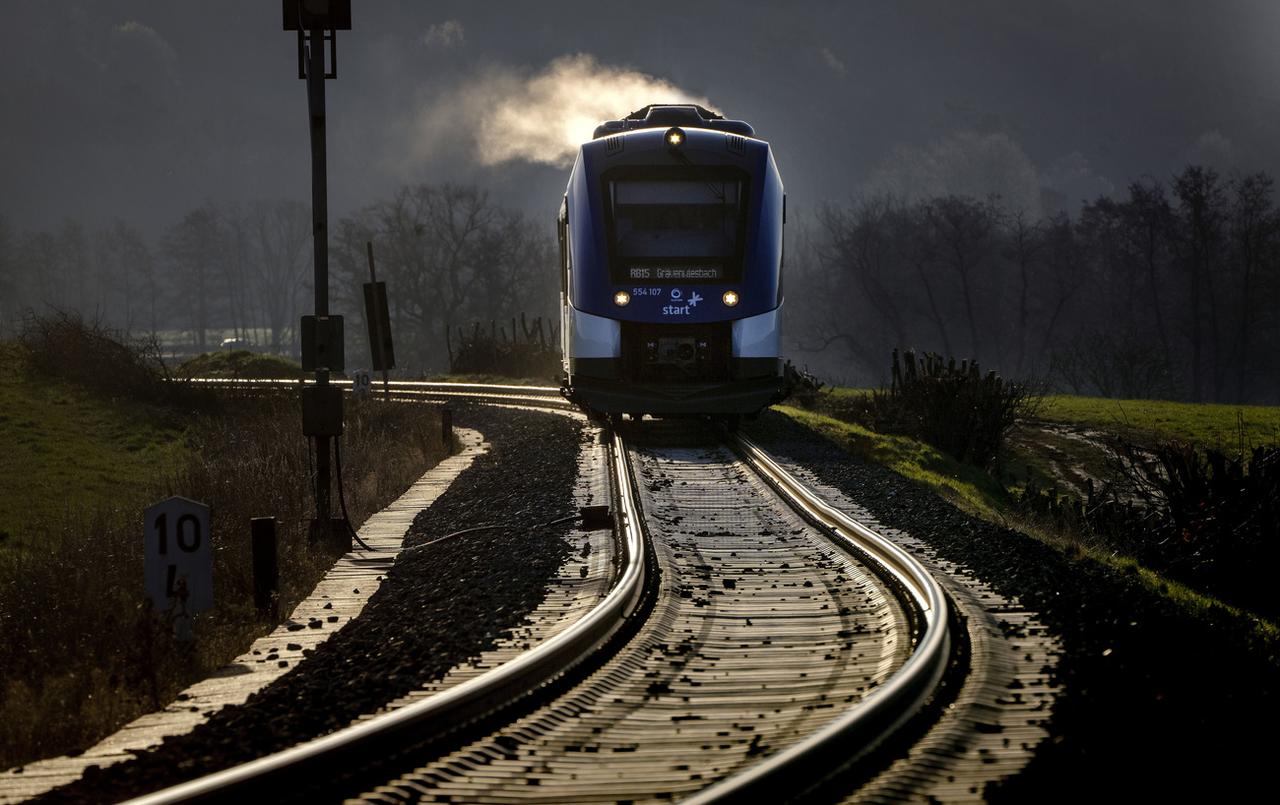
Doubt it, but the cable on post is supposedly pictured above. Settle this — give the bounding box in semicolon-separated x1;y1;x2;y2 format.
334;438;375;552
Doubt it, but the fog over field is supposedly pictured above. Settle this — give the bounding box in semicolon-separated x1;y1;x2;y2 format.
4;1;1280;399
5;0;1280;231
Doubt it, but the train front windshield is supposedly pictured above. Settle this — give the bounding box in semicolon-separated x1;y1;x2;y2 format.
608;179;744;281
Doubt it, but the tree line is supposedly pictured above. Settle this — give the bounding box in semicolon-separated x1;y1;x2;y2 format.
788;165;1280;403
0;184;557;374
4;164;1278;400
0;200;312;355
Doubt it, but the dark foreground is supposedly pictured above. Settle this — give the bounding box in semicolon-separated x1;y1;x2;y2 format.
745;410;1279;803
34;406;582;803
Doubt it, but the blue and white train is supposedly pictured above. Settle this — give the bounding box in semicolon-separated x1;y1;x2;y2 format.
559;104;787;418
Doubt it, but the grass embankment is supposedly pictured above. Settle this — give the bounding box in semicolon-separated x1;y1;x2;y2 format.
0;334;450;770
776;391;1280;636
1008;394;1280;499
819;388;1280;448
1037;394;1280;447
774;405;1005;519
0;343;186;547
176;349;304;380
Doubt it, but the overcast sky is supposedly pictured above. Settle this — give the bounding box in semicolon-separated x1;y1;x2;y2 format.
5;0;1280;236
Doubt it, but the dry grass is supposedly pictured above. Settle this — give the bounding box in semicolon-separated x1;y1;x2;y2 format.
0;392;447;769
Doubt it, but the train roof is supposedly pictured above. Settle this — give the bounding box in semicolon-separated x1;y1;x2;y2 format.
592;105;754;140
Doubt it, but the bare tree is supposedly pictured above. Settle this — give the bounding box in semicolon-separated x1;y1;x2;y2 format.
893;202;955;356
1037;212;1086;359
1005;210;1045;375
58;220;91;316
921;195;1001;358
334;183;556;373
1125;179;1176;365
1226;172;1276;401
1172;166;1226;401
0;214;15;333
249;200;311;353
17;231;60;311
796;198;911;376
162;204;226;352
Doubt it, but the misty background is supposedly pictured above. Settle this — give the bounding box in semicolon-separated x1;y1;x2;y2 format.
3;1;1279;401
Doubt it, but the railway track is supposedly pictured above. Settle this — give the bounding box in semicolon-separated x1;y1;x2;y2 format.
111;381;956;803
355;423;948;803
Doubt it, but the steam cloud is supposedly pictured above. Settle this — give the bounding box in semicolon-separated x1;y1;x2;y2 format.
414;54;716;169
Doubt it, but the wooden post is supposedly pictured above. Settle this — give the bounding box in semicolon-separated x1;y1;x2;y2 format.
365;241;390;399
251;517;279;619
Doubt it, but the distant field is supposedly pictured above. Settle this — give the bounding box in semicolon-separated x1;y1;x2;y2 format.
1036;394;1280;447
0;343;187;544
818;386;1280;447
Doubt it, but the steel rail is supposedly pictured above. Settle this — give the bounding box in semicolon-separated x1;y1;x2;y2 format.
683;432;953;803
187;376;569;408
125;403;646;804
140;379;947;799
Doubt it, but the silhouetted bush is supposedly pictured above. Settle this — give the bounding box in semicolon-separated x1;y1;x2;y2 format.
782;361;824;407
18;311;214;408
19;311;166;400
1111;440;1280;616
1013;436;1280;619
864;349;1040;469
446;314;560;380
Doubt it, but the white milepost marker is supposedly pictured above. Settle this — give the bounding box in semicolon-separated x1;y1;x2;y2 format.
353;368;372;396
144;496;212;639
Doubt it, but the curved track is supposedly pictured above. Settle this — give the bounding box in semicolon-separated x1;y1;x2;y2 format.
127;382;953;803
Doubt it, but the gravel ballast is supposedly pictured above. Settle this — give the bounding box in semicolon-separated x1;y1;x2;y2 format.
37;405;582;803
745;410;1279;802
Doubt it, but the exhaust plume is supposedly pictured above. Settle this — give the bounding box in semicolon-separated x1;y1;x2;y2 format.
415;54;716;169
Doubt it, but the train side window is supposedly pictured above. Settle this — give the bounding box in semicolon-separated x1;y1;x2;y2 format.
558;196;569;295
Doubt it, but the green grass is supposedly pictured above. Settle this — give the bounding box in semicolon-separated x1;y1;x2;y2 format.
774;405;1008;519
0;343;187;544
773;402;1280;639
820;387;874;401
177;350;304;380
1;332;451;767
1037;394;1280;447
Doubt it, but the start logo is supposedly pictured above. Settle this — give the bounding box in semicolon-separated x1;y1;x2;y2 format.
662;288;703;316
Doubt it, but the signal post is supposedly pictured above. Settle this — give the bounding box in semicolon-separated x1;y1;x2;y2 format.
284;1;351;548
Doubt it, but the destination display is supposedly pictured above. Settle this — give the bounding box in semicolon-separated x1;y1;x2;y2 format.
628;266;722;281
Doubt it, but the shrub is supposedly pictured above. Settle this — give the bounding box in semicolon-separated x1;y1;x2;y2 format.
1108;440;1280;617
446;315;560;380
18;311;215;409
1011;434;1280;620
782;361;825;408
859;349;1040;469
18;311;167;402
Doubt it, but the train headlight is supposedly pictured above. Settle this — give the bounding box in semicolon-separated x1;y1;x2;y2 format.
665;127;686;148
722;290;740;307
613;290;631;307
